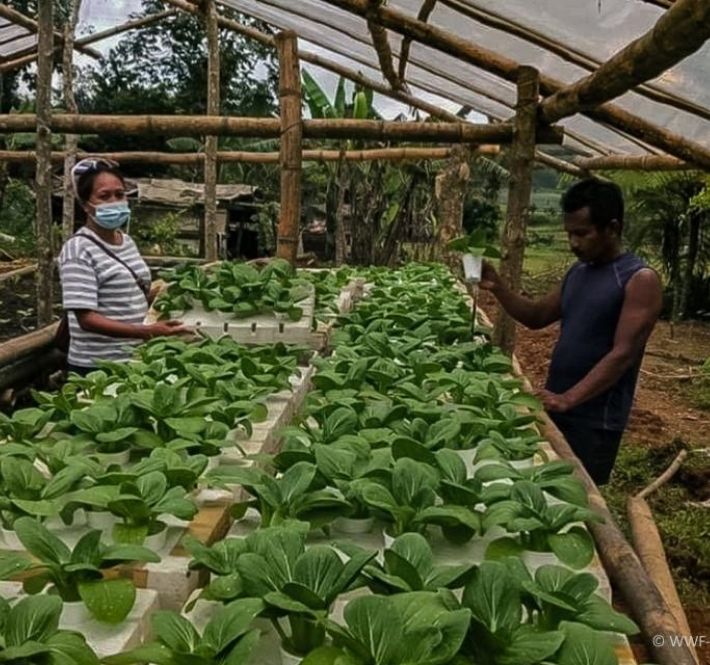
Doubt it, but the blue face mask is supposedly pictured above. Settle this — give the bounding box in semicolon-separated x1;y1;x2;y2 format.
93;201;131;230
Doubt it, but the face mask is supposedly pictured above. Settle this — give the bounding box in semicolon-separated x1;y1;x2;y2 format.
93;201;131;230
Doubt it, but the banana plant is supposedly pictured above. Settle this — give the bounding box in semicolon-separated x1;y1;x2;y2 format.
0;595;99;665
305;591;471;665
103;599;265;665
0;518;159;624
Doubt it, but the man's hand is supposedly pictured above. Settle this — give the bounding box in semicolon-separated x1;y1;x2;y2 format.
480;261;503;293
536;389;573;413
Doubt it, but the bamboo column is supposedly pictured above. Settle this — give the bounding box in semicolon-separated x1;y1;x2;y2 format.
366;0;404;90
61;0;82;241
493;67;539;354
434;145;471;271
35;0;54;327
203;0;220;262
275;31;302;265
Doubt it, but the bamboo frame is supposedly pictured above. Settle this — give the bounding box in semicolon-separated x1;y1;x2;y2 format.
34;0;53;328
439;0;709;122
492;66;538;353
276;31;302;265
575;154;697;171
203;0;220;262
0;113;561;144
0;146;494;164
540;0;710;124
161;0;590;169
0;3;100;60
241;0;622;158
319;0;710;169
0;10;176;73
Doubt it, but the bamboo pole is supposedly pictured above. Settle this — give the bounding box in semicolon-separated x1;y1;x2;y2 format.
0;114;554;144
0;323;58;367
492;67;538;354
0;10;175;73
0;146;485;164
476;306;697;665
540;0;710;124
627;450;698;665
366;0;405;90
35;0;53;328
536;150;588;178
439;0;709;122
61;0;82;242
0;3;100;59
319;0;710;169
575;154;698;171
203;0;220;263
399;0;437;82
275;31;302;265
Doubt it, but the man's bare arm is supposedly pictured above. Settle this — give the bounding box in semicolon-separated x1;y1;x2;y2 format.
542;268;662;412
480;261;562;330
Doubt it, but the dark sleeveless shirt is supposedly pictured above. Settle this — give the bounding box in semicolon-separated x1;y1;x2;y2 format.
545;252;647;431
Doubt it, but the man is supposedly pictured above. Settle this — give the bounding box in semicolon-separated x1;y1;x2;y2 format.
481;178;663;485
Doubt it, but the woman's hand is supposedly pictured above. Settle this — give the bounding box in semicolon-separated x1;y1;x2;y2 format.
144;320;190;339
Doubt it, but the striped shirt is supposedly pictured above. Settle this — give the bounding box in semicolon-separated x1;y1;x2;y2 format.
59;228;151;368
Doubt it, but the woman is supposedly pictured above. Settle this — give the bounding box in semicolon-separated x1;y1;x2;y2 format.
59;158;186;374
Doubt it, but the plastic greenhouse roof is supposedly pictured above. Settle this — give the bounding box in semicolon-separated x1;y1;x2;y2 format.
0;17;35;61
220;0;710;157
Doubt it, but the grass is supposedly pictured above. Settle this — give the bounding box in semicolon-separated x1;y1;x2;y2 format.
602;441;710;609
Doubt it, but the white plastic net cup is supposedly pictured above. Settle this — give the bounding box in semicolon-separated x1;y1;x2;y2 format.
462;254;482;283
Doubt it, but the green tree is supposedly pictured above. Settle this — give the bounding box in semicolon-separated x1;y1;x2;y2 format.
75;1;278;160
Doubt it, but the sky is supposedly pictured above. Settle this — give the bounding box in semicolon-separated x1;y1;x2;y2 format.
78;0;470;121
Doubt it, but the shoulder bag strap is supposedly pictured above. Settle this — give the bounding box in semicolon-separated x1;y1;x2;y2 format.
75;231;150;301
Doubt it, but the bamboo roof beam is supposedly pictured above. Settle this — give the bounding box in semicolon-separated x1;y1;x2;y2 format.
366;0;405;90
0;10;176;73
439;0;709;122
398;0;437;82
318;0;710;169
575;154;697;171
0;113;564;144
0;146;502;165
535;151;588;178
0;3;100;61
540;0;710;124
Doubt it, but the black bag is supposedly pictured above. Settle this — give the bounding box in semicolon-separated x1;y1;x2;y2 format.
54;232;150;352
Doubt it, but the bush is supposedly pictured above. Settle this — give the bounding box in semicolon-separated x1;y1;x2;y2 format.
131;211;195;257
0;178;36;257
461;196;500;240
